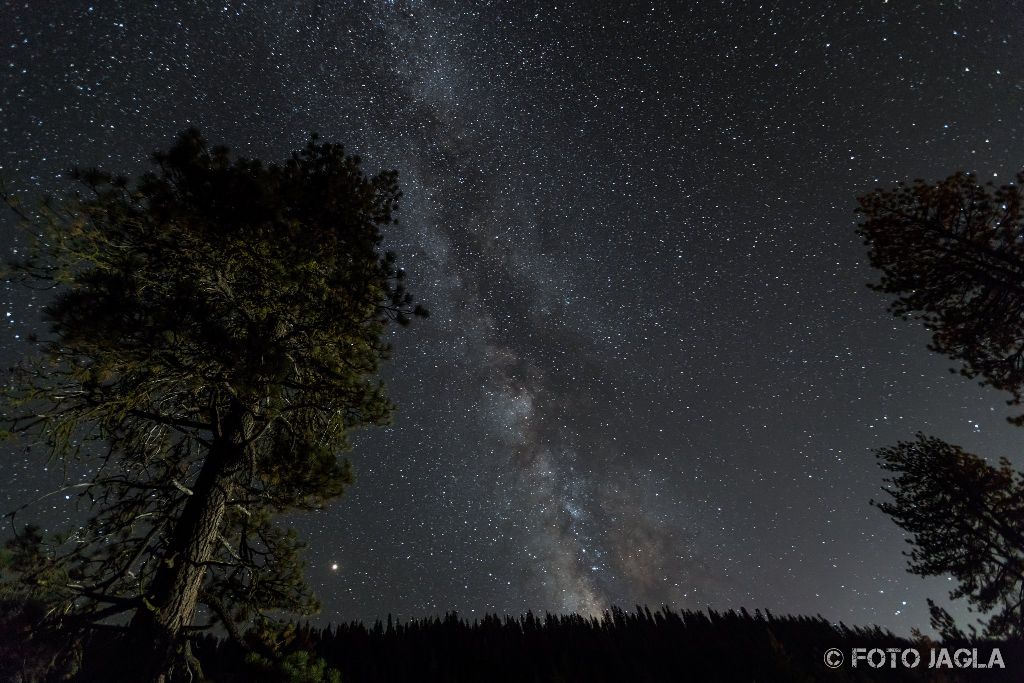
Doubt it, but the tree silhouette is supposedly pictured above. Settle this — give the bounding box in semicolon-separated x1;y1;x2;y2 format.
873;435;1024;638
858;172;1024;423
191;607;1024;682
858;171;1024;638
0;129;425;681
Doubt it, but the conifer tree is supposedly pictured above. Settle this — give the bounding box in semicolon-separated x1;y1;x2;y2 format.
0;128;426;681
873;435;1024;638
858;171;1024;638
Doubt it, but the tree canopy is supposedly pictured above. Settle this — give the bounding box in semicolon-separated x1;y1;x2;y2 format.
0;129;425;681
874;435;1024;638
858;171;1024;638
858;172;1024;423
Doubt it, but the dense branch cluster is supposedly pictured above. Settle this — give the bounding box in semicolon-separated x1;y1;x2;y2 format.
858;173;1024;422
874;436;1024;637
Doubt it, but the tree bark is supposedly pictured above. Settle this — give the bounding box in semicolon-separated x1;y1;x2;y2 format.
127;404;251;683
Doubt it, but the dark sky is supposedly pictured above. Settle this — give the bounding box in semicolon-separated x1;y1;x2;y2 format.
2;0;1023;634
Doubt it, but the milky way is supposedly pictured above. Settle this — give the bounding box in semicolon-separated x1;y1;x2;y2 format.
2;1;1024;632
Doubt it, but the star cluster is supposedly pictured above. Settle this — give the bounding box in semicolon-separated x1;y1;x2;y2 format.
2;0;1023;632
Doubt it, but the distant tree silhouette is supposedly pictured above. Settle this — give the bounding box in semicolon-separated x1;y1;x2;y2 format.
0;129;426;682
191;606;1024;682
858;172;1024;638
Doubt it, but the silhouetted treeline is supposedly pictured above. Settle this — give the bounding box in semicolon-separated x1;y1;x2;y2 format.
191;606;1024;682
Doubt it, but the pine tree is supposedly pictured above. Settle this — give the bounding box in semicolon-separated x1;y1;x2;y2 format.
857;171;1024;422
858;171;1024;638
0;128;426;681
873;435;1024;638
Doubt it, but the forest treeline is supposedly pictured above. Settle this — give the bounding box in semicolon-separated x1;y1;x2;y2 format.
186;606;1021;682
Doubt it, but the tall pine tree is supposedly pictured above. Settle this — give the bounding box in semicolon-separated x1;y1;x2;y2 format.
0;129;426;681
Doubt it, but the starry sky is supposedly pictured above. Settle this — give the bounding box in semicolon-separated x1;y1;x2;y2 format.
2;0;1024;634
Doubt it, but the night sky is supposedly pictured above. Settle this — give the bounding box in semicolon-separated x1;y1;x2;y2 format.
2;0;1023;635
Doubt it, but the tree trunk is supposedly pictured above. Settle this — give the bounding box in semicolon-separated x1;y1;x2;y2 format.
127;405;251;683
